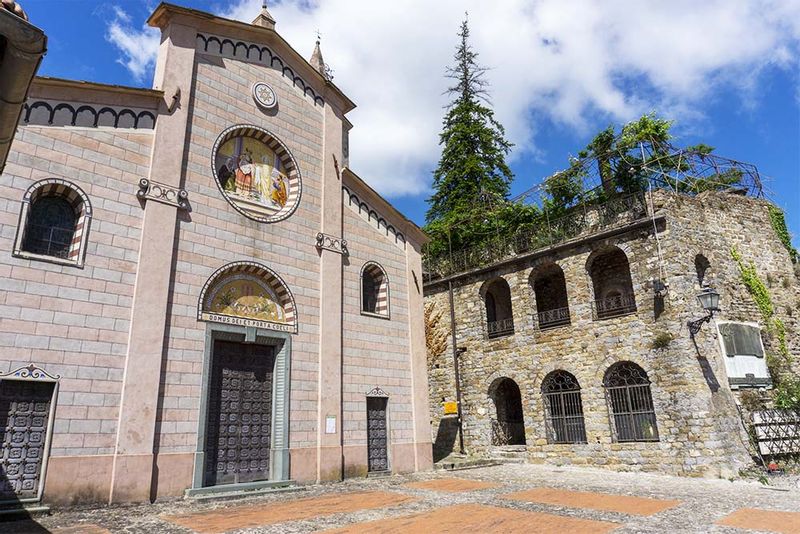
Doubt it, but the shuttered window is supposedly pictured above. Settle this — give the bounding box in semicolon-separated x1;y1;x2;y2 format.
720;324;763;358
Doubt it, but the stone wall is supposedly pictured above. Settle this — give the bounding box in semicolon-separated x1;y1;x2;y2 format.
425;190;799;477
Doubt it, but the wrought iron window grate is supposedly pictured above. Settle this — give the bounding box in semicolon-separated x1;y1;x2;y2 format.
604;362;659;442
592;293;637;320
542;371;587;444
487;317;515;339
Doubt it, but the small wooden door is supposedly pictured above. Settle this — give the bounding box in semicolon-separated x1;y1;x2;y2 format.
204;340;275;486
366;397;388;472
0;380;55;501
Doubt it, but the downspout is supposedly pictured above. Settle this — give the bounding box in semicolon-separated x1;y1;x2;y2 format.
448;280;465;455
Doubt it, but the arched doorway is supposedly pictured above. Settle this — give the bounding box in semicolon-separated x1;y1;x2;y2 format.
489;378;526;445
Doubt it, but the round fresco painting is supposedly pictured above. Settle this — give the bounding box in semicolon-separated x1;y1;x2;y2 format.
212;125;301;222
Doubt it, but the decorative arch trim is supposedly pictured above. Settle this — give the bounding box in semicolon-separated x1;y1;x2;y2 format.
22;100;156;129
198;261;298;333
196;33;325;107
361;261;390;318
211;124;302;223
14;178;92;268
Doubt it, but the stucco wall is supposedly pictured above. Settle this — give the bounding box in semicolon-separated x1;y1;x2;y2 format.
0;125;150;458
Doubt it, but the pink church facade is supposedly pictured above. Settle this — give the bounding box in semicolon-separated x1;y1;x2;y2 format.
0;3;432;504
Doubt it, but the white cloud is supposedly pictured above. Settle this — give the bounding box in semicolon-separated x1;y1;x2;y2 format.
105;6;160;82
107;0;800;196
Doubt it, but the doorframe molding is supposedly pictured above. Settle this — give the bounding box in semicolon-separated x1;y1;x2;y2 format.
0;364;60;504
192;323;292;489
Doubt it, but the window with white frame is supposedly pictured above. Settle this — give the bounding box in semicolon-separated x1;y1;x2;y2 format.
718;322;771;388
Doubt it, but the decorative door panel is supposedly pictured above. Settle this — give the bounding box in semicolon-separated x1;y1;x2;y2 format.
366;397;388;472
0;380;55;501
204;341;275;486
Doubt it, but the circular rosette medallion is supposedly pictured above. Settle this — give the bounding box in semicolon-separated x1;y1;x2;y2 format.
252;82;277;109
212;125;302;223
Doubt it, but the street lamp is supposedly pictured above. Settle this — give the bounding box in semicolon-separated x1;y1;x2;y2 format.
688;286;720;337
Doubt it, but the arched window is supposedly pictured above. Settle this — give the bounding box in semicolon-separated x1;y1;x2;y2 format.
587;246;636;320
531;263;570;329
22;196;76;258
603;362;659;442
361;262;389;317
695;254;711;286
542;370;586;444
489;377;526;446
14;179;92;267
483;278;514;339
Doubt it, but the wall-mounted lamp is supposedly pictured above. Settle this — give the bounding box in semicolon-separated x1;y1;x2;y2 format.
687;286;720;337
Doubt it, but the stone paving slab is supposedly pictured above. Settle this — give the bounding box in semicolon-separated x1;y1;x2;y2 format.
162;490;415;533
403;477;501;492
716;508;800;534
503;487;681;516
323;503;619;534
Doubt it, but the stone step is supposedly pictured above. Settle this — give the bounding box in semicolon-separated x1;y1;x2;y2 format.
435;458;501;471
185;480;303;502
0;504;50;517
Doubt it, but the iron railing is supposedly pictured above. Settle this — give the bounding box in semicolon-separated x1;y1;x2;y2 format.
750;409;800;459
491;419;526;446
606;384;659;442
592;293;637;320
537;306;571;330
487;317;515;339
543;390;587;444
423;192;649;280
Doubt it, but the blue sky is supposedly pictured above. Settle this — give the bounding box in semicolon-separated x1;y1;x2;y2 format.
23;0;800;245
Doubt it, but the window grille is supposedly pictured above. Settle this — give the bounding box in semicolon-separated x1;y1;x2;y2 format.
542;370;587;444
22;196;77;259
362;270;378;313
604;362;659;442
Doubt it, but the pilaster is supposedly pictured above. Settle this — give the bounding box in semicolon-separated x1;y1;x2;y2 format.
109;21;196;503
316;101;345;481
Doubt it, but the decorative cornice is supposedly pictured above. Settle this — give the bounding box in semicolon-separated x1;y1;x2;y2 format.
22;100;157;129
366;386;389;397
316;232;347;255
0;364;60;381
196;33;325;107
136;178;189;209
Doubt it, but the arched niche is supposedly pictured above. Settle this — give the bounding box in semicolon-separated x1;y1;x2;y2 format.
198;261;297;333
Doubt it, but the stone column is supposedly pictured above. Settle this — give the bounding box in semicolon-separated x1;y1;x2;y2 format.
109;22;196;503
316;102;345;481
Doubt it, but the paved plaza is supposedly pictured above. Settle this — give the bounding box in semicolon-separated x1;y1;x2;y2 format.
4;464;800;533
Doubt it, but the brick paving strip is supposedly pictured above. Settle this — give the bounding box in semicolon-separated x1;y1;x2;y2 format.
503;487;681;516
716;508;800;534
403;477;501;492
323;502;619;534
161;491;415;533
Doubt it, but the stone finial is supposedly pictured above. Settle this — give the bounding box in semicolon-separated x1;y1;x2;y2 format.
252;1;275;30
1;0;29;21
309;38;325;76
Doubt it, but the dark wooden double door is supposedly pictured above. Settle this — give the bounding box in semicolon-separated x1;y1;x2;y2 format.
204;340;275;486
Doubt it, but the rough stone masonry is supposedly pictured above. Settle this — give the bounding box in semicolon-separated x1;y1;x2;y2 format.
425;189;800;477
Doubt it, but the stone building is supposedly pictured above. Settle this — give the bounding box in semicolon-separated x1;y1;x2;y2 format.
426;188;799;477
0;3;432;505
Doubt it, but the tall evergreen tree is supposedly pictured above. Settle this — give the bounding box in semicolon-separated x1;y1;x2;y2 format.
426;16;513;226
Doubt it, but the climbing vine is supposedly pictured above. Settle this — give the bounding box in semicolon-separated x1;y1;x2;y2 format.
768;206;798;263
731;247;796;408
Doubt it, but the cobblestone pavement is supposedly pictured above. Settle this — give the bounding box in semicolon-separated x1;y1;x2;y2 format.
4;464;800;533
